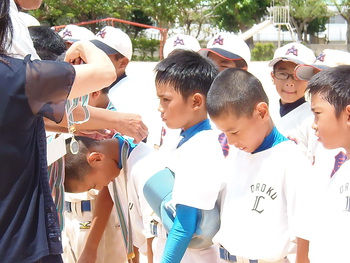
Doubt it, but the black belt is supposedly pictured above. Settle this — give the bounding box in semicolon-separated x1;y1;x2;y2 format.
65;200;91;213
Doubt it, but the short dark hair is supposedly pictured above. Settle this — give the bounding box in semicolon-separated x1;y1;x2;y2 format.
307;65;350;118
101;87;110;94
154;50;219;100
0;0;12;55
28;26;66;60
64;136;100;192
207;68;269;119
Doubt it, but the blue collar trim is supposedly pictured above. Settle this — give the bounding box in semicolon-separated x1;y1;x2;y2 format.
113;133;137;169
177;119;212;148
252;126;288;154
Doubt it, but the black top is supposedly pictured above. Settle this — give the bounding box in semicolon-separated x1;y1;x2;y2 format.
279;97;306;117
0;55;75;263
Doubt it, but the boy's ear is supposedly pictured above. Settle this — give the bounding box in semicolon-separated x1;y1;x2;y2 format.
90;90;101;99
270;71;275;85
87;152;105;167
256;102;269;120
192;93;204;109
345;105;350;124
119;57;130;70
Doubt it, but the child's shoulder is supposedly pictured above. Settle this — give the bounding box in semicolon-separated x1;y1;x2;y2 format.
281;101;312;121
272;139;305;156
185;129;222;149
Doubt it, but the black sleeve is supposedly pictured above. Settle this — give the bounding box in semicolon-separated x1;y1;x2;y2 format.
25;56;76;123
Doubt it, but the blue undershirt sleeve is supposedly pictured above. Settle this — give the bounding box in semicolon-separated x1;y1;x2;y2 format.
160;204;198;263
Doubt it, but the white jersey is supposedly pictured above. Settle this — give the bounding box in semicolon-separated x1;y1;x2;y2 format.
276;101;346;179
152;129;225;263
8;0;40;60
301;160;350;263
108;75;162;148
214;140;310;262
164;129;225;210
275;101;314;157
126;142;164;253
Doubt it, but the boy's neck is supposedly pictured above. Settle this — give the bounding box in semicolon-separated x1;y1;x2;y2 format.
182;112;208;131
178;119;211;148
252;125;288;154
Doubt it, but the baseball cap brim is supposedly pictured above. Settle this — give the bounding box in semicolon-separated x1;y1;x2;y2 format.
200;48;243;60
294;64;330;81
64;38;80;43
90;39;118;55
268;57;307;67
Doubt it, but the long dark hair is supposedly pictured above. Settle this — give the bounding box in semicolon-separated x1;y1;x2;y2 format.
0;0;13;55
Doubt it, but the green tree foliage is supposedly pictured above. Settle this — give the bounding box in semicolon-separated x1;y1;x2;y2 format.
30;0;121;28
289;0;332;43
123;0;178;29
251;42;275;61
128;9;153;38
132;37;160;60
177;0;225;37
122;0;223;36
212;0;270;33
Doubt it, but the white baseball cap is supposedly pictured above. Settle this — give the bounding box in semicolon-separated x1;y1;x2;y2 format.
58;25;95;43
269;42;316;67
199;32;251;66
163;34;201;58
90;26;132;60
295;49;350;81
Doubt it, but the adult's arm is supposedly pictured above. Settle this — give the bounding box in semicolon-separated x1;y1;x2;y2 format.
64;40;117;100
44;104;148;144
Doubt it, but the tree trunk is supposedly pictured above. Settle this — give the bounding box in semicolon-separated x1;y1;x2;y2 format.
303;25;308;43
347;23;350;48
296;24;303;43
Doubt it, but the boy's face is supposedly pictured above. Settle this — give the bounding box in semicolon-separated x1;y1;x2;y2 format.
311;93;348;150
272;61;308;104
208;52;243;72
156;82;196;130
211;110;267;153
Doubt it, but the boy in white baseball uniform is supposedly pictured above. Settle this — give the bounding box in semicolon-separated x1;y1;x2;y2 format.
269;42;316;157
158;34;201;151
293;49;350;177
293;51;350;261
61;93;128;263
151;50;225;263
207;68;310;263
56;24;128;263
91;26;161;148
199;32;251;157
295;65;350;263
64;135;163;263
